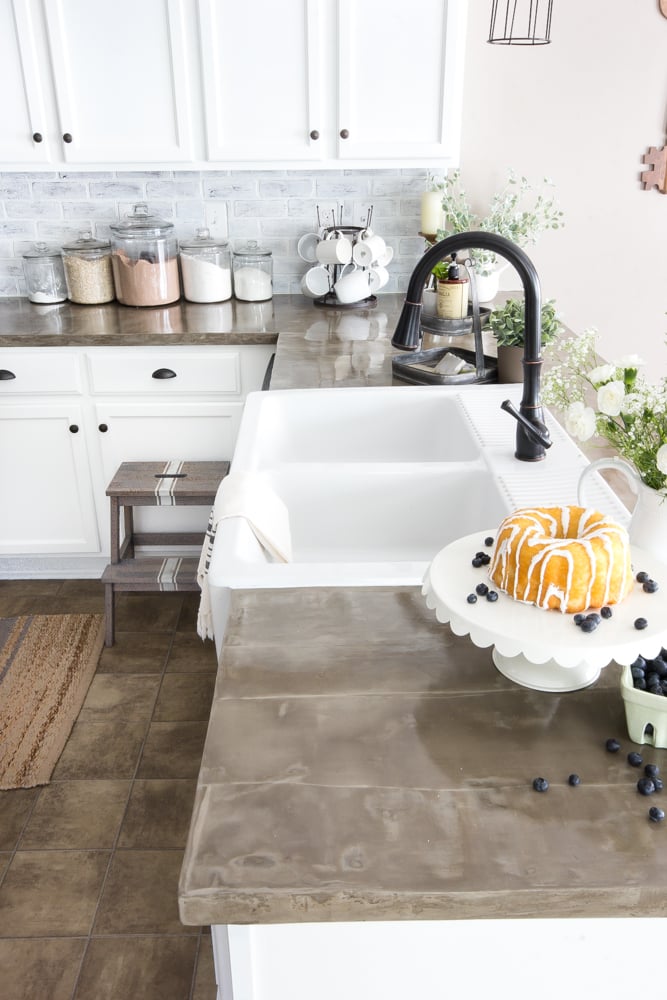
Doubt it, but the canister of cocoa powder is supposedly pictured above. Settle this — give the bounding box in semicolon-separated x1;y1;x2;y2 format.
109;203;181;307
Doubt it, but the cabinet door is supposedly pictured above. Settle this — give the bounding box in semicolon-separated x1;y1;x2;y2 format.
0;402;100;554
0;0;51;164
42;0;194;163
337;0;466;162
93;400;242;546
198;0;325;162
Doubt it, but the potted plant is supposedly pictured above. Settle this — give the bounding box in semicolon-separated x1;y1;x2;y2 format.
489;297;563;383
428;169;564;301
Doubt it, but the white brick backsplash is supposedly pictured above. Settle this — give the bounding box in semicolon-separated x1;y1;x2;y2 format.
0;167;427;298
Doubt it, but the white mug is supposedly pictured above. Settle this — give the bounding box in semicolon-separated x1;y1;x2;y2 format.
316;232;352;265
353;230;386;266
334;263;372;305
376;245;394;267
368;265;389;293
297;232;321;263
301;265;331;298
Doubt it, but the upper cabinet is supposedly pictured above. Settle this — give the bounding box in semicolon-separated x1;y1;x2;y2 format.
0;0;467;170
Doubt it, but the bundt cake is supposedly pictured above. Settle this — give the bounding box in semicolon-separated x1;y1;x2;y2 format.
489;506;633;613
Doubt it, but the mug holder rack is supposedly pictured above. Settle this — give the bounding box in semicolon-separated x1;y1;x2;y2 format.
313;225;377;309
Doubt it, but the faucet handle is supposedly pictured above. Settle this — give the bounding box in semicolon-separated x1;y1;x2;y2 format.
501;399;552;457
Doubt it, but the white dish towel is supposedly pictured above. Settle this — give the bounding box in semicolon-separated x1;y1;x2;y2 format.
197;471;292;640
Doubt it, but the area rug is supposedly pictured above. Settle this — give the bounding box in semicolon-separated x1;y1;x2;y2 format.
0;614;105;790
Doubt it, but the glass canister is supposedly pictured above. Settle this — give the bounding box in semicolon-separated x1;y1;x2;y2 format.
62;231;115;305
109;203;181;307
232;240;273;302
22;243;68;304
179;228;232;303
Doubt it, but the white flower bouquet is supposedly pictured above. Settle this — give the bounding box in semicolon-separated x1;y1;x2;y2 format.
542;329;667;495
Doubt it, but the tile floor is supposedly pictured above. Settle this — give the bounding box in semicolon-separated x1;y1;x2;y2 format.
0;578;218;1000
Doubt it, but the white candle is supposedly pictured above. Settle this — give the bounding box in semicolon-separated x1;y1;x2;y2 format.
420;191;443;237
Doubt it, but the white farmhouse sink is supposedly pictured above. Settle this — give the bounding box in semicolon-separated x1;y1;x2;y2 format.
207;384;631;654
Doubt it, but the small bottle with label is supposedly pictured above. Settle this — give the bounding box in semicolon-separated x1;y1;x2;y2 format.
436;253;469;320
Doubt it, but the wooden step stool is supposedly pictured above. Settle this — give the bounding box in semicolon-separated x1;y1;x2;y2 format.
101;460;229;646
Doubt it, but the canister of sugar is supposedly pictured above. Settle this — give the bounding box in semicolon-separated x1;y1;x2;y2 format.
232;241;273;302
180;228;232;303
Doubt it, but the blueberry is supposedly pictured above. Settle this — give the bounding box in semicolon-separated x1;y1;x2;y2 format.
643;579;659;593
486;590;499;602
653;777;664;792
606;738;621;753
471;556;484;568
532;777;549;792
649;806;665;822
475;583;489;596
628;751;643;767
653;658;667;677
466;593;478;604
580;618;599;633
646;763;661;777
631;665;646;680
573;613;586;626
637;571;650;583
638;777;656;795
632;655;647;670
649;684;663;696
635;618;649;630
484;536;494;547
634;678;647;690
600;606;612;619
647;672;660;688
568;774;581;786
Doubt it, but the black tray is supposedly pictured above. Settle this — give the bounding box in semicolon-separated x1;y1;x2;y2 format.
392;346;498;386
420;305;491;337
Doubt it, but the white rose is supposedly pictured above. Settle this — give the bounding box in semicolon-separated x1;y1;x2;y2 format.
587;364;616;386
565;401;597;442
656;443;667;476
616;354;645;369
597;380;626;417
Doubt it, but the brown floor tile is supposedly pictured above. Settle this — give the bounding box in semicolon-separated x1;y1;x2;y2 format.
75;935;198;1000
137;722;208;779
93;850;194;935
20;781;130;850
177;593;200;632
114;592;184;633
0;789;38;851
53;722;148;780
0;579;62;596
58;580;105;600
0;937;86;1000
0;854;10;881
97;631;171;674
0;850;109;936
11;591;106;615
192;933;217;1000
166;631;218;673
117;779;197;849
78;675;161;722
154;674;216;722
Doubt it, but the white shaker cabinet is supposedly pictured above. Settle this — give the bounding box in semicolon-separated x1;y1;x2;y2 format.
197;0;467;166
1;0;194;167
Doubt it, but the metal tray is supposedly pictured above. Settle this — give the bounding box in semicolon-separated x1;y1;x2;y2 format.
420;305;491;338
392;346;498;386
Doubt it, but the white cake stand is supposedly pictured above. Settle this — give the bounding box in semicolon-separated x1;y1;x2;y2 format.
422;531;667;692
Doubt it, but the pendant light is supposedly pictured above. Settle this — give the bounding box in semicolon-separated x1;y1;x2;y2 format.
488;0;553;45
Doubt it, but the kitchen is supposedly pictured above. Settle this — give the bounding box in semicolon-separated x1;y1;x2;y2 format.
1;1;667;999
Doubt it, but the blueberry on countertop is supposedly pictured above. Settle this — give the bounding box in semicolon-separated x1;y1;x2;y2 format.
568;774;581;786
653;777;664;792
645;763;660;778
649;806;665;822
635;617;649;630
466;593;478;604
476;583;489;596
580;618;599;633
532;777;549;792
636;571;650;583
472;556;484;568
606;738;621;753
573;613;586;626
600;606;612;619
638;777;656;796
643;579;659;593
628;751;643;767
486;590;499;602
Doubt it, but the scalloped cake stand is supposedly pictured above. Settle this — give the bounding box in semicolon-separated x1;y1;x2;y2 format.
423;531;667;693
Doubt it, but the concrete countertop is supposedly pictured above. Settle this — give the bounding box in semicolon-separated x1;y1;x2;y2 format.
179;586;664;926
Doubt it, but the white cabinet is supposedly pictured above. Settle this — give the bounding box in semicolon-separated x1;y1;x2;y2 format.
0;343;274;576
198;0;467;166
2;0;194;167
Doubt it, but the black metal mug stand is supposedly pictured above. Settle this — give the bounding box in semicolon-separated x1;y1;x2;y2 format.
313;225;377;309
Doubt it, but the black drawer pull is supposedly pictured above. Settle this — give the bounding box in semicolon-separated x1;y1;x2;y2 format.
63;132;73;143
69;424;79;433
151;368;177;379
32;132;43;143
0;369;16;380
154;473;187;478
98;423;108;433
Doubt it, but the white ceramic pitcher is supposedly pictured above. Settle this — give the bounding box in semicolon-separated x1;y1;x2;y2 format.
578;456;667;563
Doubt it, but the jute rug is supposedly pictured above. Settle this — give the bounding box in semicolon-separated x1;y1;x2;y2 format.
0;614;105;790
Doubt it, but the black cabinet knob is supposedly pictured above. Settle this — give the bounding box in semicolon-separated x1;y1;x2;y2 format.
0;369;16;380
32;132;43;143
63;132;73;143
98;423;108;433
69;424;79;433
151;368;177;379
309;130;320;140
339;128;349;139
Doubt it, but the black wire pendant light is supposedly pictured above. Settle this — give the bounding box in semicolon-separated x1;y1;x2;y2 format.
488;0;553;45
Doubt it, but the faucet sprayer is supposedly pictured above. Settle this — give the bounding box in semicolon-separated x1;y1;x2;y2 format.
391;231;551;462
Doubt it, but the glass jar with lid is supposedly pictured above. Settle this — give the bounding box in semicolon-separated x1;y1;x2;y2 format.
109;203;181;307
179;228;232;303
232;240;273;302
22;243;68;304
62;231;115;305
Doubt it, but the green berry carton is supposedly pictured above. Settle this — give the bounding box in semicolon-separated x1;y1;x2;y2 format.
621;663;667;748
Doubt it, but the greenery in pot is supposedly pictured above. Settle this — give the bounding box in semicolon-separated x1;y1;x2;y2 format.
427;169;564;276
489;297;563;348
